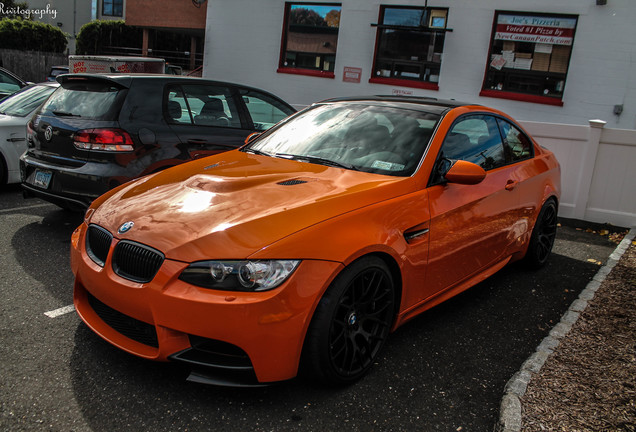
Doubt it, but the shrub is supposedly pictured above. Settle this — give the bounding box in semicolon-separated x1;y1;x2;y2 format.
0;18;68;52
76;20;142;55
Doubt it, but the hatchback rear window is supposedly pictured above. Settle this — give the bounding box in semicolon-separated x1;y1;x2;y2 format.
40;81;127;121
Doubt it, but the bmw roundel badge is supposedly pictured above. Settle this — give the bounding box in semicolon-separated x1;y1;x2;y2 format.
118;221;134;234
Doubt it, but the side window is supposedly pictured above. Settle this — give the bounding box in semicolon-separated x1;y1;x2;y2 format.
0;70;22;94
166;84;241;128
441;115;505;171
497;119;534;162
240;90;294;131
166;88;191;124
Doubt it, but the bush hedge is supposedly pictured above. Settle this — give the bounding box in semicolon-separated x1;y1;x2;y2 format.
76;20;142;55
0;18;67;52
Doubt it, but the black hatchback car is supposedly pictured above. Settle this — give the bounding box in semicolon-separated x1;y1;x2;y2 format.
20;73;295;210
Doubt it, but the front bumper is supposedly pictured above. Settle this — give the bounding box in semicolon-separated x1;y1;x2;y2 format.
71;222;342;385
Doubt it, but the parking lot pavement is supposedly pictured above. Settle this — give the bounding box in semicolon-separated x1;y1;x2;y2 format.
0;184;624;431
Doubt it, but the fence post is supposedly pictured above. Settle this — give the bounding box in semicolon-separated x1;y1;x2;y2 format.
572;119;605;220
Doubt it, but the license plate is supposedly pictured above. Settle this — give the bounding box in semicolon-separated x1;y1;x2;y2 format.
33;169;52;189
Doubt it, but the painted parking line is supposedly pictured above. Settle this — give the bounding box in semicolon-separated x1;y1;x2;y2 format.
44;304;75;318
0;203;55;215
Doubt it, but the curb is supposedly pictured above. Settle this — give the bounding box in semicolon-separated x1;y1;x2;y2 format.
495;227;636;432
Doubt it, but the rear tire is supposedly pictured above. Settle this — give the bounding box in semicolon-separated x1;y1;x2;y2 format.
302;256;395;385
524;198;558;269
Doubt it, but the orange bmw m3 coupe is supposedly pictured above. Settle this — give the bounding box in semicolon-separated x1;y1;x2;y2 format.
71;96;560;386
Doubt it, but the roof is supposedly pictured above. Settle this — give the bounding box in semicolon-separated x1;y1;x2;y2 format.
318;95;477;115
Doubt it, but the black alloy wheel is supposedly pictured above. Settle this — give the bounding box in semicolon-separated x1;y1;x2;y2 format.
525;198;558;269
303;256;395;385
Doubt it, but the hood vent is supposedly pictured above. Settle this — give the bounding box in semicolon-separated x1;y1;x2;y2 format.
277;179;308;186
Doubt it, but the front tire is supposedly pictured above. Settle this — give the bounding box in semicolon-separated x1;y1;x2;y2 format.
0;155;7;187
303;256;395;385
524;198;558;269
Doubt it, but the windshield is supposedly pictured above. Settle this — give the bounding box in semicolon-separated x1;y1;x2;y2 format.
0;84;56;117
245;103;440;176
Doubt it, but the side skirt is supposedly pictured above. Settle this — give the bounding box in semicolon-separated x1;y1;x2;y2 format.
394;256;512;329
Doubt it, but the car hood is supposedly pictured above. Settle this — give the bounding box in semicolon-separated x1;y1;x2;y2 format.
90;151;414;262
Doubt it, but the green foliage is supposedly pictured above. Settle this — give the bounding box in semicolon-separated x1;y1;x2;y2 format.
76;20;142;55
290;7;327;27
0;18;67;52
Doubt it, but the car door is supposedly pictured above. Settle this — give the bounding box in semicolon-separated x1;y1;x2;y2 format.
165;84;250;160
424;114;520;298
496;117;540;230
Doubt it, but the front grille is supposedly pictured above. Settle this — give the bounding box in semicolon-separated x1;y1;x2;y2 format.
86;224;113;266
87;291;158;348
112;241;164;283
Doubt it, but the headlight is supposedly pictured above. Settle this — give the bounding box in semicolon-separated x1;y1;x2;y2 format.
179;260;301;292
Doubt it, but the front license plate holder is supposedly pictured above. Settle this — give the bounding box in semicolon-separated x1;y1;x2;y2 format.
33;169;52;189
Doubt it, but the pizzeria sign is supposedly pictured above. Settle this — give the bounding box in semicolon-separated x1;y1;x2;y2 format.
495;14;577;46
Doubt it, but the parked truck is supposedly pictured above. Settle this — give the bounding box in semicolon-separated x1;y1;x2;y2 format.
68;55;165;74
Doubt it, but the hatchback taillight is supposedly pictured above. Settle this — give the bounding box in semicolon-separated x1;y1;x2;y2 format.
26;121;35;147
73;129;134;152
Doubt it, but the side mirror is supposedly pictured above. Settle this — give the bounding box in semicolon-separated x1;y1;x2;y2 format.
244;132;261;145
444;160;486;185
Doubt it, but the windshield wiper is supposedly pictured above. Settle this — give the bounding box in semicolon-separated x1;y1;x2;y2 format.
275;153;357;170
52;110;81;117
243;147;272;157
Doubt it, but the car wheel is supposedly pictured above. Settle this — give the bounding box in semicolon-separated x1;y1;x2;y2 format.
525;198;558;269
0;155;7;186
303;256;395;385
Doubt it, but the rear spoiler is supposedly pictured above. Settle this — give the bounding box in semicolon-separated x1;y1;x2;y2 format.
57;73;132;89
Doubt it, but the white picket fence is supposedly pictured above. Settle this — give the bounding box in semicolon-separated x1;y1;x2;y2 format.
521;120;636;228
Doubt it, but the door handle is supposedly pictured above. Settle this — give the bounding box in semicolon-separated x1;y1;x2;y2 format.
505;180;517;191
187;139;208;145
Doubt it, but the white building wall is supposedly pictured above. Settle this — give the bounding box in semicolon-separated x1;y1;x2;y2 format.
203;0;636;128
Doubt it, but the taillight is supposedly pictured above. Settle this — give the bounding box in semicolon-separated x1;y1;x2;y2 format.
73;129;134;152
26;121;35;147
